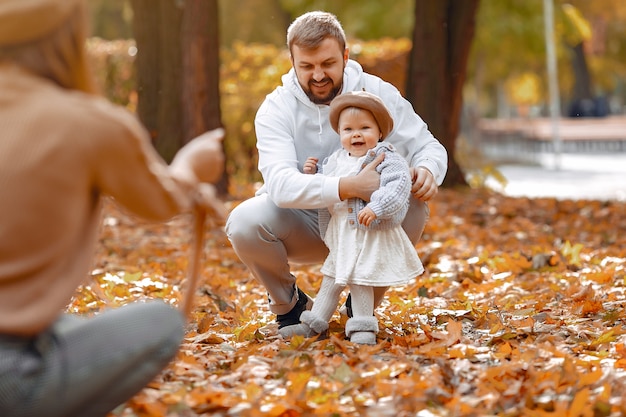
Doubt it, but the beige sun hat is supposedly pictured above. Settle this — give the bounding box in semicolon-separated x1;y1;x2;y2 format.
0;0;83;46
328;91;394;139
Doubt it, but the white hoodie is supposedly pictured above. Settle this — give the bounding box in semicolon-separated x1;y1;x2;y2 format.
254;59;448;210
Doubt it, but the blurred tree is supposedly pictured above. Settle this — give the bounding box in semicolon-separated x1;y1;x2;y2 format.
560;3;597;117
181;1;222;144
279;0;414;40
571;0;626;113
130;0;225;193
407;0;479;187
467;0;626;118
182;0;227;194
219;0;290;46
467;0;547;118
130;0;182;162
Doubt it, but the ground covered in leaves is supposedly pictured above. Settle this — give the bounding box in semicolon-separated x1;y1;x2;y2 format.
69;187;626;417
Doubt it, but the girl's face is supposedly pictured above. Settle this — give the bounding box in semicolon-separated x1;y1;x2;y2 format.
337;107;382;157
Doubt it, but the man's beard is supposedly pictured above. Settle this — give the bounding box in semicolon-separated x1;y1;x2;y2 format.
305;80;342;105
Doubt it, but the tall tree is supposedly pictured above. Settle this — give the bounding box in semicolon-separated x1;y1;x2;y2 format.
130;0;225;193
181;0;222;143
407;1;480;187
130;0;182;161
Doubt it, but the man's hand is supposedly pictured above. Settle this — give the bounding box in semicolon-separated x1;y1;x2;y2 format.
338;152;385;201
410;166;438;201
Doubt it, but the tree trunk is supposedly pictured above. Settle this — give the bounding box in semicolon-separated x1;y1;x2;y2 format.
181;0;221;142
130;0;160;145
181;0;227;195
407;0;479;188
131;0;226;194
130;0;183;162
570;43;593;101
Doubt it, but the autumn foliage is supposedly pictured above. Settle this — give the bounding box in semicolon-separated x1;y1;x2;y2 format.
66;186;626;417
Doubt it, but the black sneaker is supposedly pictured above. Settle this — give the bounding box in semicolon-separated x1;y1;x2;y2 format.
276;288;313;328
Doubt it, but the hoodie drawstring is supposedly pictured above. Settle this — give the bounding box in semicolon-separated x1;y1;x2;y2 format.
317;106;323;142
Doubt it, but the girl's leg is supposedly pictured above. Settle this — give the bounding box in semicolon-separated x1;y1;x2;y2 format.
345;285;379;345
349;284;374;317
7;301;184;417
309;276;344;322
342;286;388;317
278;275;344;338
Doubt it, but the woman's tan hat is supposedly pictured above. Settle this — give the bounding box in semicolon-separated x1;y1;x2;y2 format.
0;0;82;46
329;91;394;139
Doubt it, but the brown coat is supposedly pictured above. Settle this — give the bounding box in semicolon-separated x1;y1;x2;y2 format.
0;63;191;336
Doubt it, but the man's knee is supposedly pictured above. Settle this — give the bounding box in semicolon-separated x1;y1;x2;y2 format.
225;201;251;243
226;196;282;249
226;198;263;241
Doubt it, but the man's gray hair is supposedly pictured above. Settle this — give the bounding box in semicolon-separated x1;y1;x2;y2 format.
286;11;346;54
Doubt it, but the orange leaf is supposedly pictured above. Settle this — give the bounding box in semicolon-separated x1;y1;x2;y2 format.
568;387;592;417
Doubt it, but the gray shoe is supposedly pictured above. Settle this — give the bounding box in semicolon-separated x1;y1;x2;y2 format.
278;310;328;339
278;322;315;338
349;331;376;345
345;316;379;345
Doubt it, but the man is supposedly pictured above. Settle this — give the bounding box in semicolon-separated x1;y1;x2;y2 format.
225;11;447;335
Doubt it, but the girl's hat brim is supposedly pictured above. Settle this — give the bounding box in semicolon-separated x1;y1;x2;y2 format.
329;91;394;139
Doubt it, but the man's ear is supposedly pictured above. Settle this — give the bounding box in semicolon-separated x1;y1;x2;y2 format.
343;48;349;64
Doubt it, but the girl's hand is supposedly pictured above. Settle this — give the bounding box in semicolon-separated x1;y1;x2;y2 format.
357;206;377;226
303;157;319;174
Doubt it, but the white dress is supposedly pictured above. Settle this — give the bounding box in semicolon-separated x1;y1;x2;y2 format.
319;151;424;287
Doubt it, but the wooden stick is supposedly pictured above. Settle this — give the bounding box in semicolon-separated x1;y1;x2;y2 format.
181;205;206;320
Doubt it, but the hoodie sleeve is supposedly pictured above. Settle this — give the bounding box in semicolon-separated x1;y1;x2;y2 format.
254;92;341;209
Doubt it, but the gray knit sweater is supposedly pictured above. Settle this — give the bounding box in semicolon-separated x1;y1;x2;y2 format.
318;142;412;239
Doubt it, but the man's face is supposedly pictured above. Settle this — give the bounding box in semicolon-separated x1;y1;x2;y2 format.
291;37;348;105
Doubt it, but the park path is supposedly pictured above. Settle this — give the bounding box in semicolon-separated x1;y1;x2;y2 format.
475;115;626;201
493;152;626;201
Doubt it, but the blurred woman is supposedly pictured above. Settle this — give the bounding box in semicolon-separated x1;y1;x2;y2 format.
0;1;224;416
